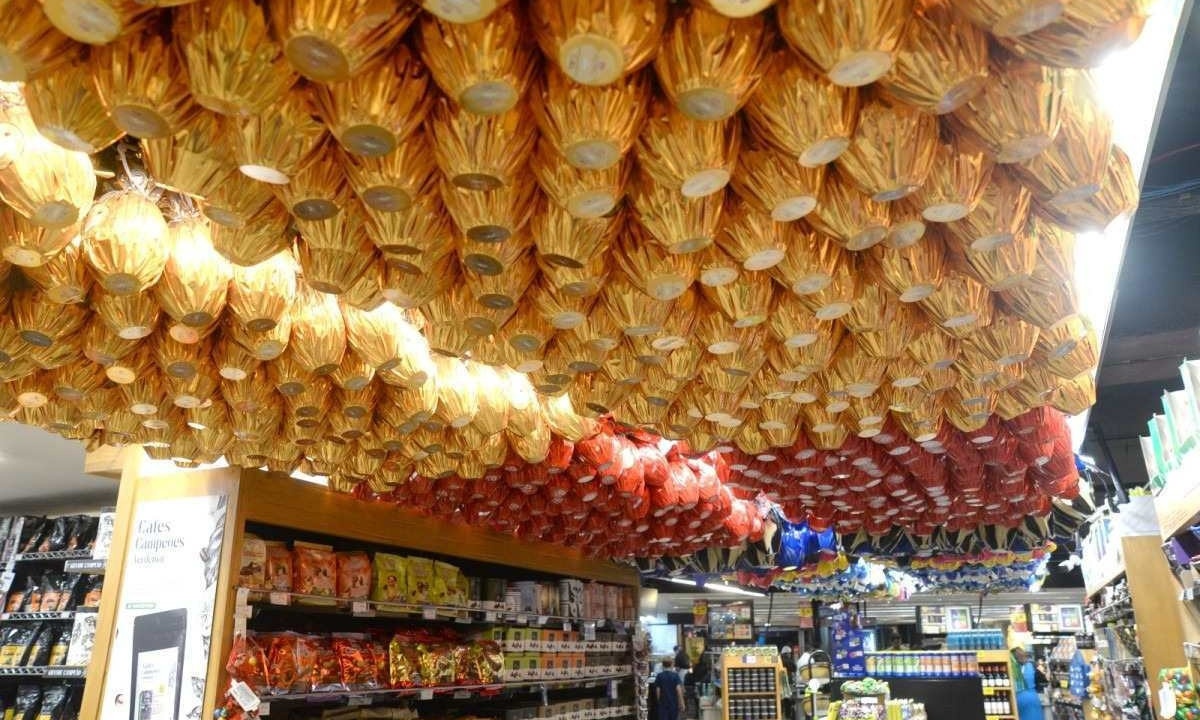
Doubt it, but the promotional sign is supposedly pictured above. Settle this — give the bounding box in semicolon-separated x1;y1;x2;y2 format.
797;605;814;629
693;599;708;626
100;495;229;720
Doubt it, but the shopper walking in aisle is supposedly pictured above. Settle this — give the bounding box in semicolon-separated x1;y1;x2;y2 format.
656;656;685;720
1012;647;1042;720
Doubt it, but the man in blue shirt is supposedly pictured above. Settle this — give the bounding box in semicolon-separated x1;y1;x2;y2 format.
655;656;685;720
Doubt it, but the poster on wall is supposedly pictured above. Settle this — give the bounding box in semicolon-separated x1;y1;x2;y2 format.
100;495;229;720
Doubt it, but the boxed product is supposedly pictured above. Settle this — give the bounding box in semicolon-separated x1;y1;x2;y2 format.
559;579;584;618
506;627;527;652
513;581;540;614
526;628;543;652
239;536;267;590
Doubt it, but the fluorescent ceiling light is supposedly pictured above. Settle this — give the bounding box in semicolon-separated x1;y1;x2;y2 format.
1067;0;1190;449
664;577;766;597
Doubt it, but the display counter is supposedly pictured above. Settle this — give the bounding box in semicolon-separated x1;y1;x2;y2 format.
830;678;984;720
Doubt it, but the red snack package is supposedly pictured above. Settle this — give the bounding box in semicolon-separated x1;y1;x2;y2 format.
265;633;316;695
265;543;293;592
335;551;371;600
226;634;269;692
309;638;344;692
292;543;335;599
369;639;388;686
333;634;378;690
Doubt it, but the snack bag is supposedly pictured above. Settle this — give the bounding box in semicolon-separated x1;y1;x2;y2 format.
336;552;371;600
369;638;388;686
372;553;407;604
388;636;421;688
265;542;293;592
225;634;269;692
406;557;434;605
333;634;379;690
309;638;343;692
292;543;335;603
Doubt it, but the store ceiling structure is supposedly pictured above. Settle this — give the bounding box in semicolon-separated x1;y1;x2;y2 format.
0;0;1176;578
0;421;116;510
1085;4;1200;489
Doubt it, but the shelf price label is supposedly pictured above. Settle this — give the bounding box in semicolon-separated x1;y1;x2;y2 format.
485;611;499;622
352;601;375;617
268;592;290;606
347;696;372;707
419;689;434;701
229;680;261;713
583;622;597;642
422;606;437;620
536;615;548;626
453;690;471;699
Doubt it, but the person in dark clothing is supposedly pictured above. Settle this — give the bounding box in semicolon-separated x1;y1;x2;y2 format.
675;645;692;670
781;647;797;676
656;657;685;720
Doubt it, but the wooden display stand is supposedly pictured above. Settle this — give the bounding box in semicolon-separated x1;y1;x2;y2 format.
722;647;783;720
977;650;1017;720
79;456;639;720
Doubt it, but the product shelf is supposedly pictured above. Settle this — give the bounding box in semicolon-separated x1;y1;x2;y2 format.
261;673;632;705
726;691;777;697
1153;445;1200;541
0;611;74;621
240;587;633;634
12;550;94;562
0;666;87;679
61;558;106;575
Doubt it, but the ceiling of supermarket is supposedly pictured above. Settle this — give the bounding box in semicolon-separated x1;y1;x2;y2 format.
0;421;116;510
1085;6;1200;490
0;0;1182;587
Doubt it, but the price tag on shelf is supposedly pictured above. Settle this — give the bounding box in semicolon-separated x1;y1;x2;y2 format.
0;571;14;596
583;622;597;642
352;601;374;617
422;606;437;620
234;605;252;620
229;681;261;713
268;592;289;606
563;622;572;632
419;690;434;701
608;680;618;700
236;587;249;606
485;611;498;622
453;690;471;699
456;615;472;624
347;696;372;707
536;616;548;626
257;702;270;717
517;614;529;624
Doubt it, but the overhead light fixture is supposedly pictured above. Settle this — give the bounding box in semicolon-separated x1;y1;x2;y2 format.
663;577;766;598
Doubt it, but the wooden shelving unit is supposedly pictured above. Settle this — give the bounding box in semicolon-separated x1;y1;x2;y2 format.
722;647;782;720
79;462;640;720
978;650;1017;720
